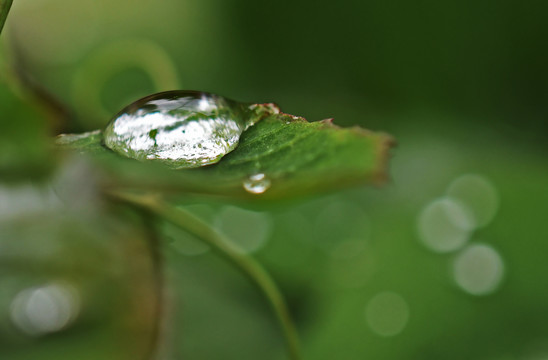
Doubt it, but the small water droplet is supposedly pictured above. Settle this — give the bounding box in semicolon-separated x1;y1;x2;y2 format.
104;91;278;169
243;173;271;194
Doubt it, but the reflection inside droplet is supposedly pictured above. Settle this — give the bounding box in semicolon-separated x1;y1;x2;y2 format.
365;292;409;337
10;283;80;336
446;174;499;228
453;243;504;296
417;197;474;253
243;173;271;194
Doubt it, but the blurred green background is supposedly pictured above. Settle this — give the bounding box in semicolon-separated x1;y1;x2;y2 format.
1;0;548;359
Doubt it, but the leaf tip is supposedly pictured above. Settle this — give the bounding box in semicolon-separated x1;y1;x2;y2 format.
319;118;335;125
371;133;397;186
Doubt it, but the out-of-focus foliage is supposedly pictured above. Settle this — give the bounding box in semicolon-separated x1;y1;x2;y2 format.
0;83;51;180
0;158;160;360
1;0;548;359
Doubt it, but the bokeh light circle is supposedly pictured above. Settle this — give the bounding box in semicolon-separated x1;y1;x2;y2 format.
418;197;474;253
453;243;504;296
365;292;409;337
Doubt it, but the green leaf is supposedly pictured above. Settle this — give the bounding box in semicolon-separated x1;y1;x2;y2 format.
56;112;394;200
205;114;393;195
0;0;13;36
55;130;106;154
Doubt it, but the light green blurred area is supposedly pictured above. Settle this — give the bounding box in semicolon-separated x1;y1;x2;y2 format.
1;0;547;359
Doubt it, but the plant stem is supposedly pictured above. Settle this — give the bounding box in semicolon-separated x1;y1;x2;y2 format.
141;215;166;360
108;191;302;360
0;0;13;36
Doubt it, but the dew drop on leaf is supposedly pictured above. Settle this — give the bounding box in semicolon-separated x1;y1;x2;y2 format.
243;173;271;194
103;90;279;169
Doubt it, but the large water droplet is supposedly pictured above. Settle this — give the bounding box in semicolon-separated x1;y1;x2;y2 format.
103;91;279;169
243;173;271;194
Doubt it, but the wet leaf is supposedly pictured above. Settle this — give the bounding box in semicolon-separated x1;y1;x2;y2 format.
56;111;394;200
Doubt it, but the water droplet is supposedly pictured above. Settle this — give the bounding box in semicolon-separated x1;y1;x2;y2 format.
453;243;504;296
10;282;80;336
104;91;278;169
243;173;271;194
365;292;409;337
417;197;474;253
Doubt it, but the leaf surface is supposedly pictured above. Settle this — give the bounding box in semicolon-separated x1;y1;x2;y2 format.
56;112;394;199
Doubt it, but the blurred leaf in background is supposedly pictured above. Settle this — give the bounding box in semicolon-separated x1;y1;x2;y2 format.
1;0;548;359
0;157;160;360
0;82;51;181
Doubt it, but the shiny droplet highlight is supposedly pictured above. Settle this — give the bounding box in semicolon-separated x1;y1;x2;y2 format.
104;91;278;169
243;173;271;194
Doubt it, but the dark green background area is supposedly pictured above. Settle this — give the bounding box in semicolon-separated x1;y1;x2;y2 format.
1;1;547;359
229;0;548;125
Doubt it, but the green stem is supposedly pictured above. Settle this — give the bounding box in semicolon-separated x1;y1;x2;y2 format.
141;215;166;360
0;0;13;36
108;191;301;360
